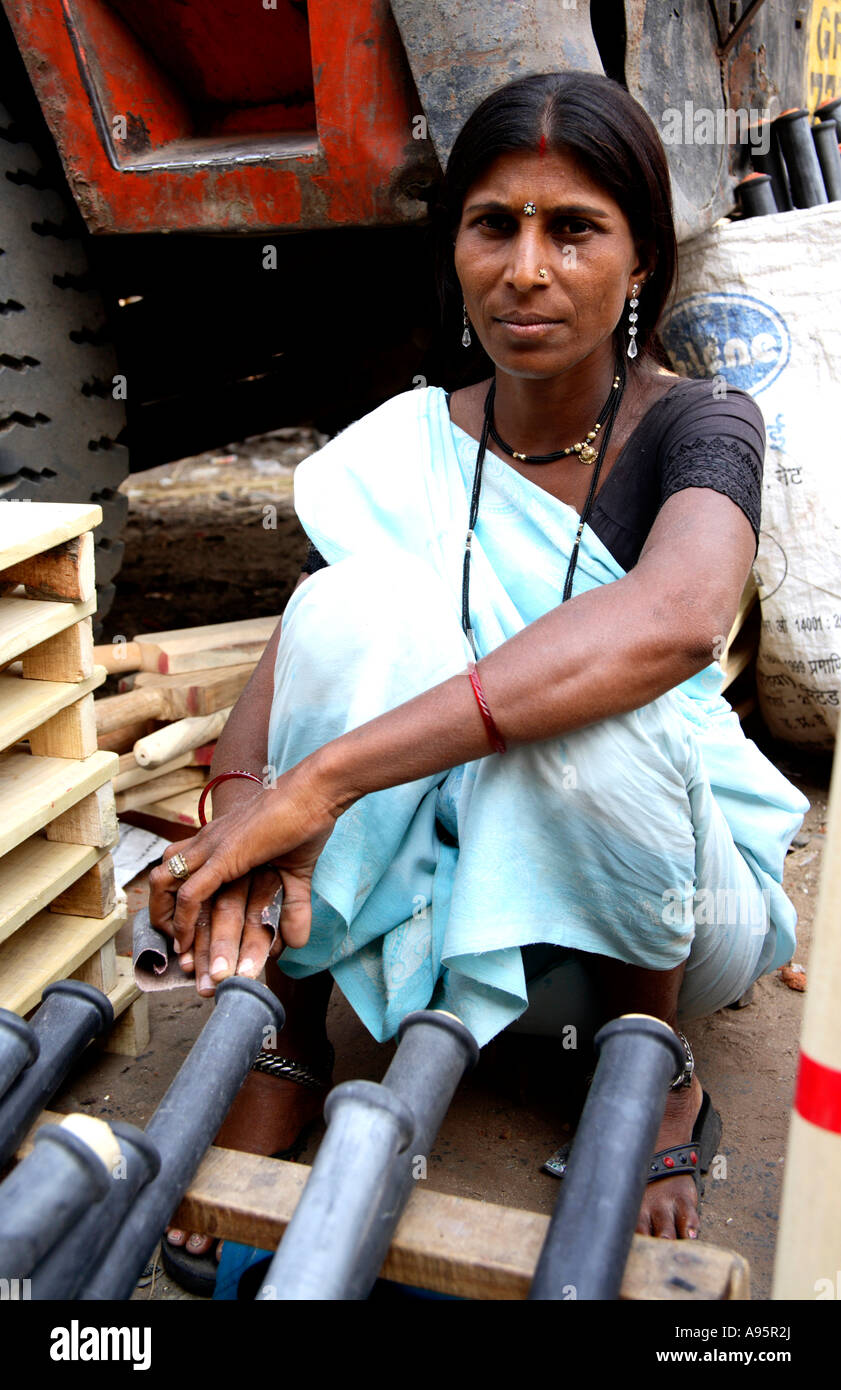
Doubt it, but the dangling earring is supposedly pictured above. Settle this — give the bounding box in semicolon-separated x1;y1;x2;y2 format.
627;283;640;359
462;304;472;348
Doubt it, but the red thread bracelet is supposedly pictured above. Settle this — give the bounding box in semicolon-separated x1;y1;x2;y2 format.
198;770;263;826
467;660;507;754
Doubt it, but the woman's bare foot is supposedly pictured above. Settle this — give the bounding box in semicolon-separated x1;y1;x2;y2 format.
636;1072;704;1239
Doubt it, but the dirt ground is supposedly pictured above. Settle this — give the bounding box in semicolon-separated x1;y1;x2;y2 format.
58;437;833;1302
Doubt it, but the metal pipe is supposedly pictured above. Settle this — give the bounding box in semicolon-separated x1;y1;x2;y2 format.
28;1121;161;1300
0;982;113;1167
0;1114;120;1278
259;1008;479;1302
81;976;284;1301
0;1010;38;1102
812;120;841;203
774;108;828;208
529;1014;684;1301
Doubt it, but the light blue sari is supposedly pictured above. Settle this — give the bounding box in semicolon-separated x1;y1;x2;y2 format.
266;386;809;1049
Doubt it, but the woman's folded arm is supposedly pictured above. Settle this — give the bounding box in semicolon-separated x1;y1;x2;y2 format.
313;486;756;813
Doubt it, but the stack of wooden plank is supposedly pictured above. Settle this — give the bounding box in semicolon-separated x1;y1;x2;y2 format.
0;503;146;1054
93;616;277;832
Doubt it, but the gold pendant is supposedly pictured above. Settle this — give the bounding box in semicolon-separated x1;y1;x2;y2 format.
578;444;597;464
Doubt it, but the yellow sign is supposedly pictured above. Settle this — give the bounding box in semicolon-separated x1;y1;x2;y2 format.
808;0;841;112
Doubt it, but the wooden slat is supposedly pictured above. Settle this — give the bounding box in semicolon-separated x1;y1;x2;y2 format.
0;502;101;571
0;531;95;603
114;750;195;790
167;1147;749;1301
94;615;277;675
50;853;117;918
71;935;118;992
0;666;106;754
0;901;126;1014
721;575;759;691
95;665;253;733
29;690;98;759
21;616;94;682
0;834;115;946
103;957;149;1056
0;748;117;858
133;787;202;828
115;768;206;813
46;783;117;848
0;594;96;667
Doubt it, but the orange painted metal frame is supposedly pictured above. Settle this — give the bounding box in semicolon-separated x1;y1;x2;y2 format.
3;0;437;233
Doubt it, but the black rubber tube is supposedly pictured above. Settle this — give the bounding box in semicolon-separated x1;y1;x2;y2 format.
0;982;113;1168
0;1121;113;1277
815;97;841;126
750;131;793;211
80;976;285;1301
737;173;777;218
28;1121;161;1299
529;1014;685;1301
0;1009;38;1103
258;1009;479;1302
352;1010;479;1299
774;109;828;207
812;120;841;202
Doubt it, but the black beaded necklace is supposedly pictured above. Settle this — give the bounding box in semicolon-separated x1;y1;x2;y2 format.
460;355;627;656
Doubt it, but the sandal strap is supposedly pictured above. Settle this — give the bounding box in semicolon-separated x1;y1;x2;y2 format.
646;1142;699;1183
251;1048;333;1091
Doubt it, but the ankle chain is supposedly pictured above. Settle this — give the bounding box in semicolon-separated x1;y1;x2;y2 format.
251;1049;332;1091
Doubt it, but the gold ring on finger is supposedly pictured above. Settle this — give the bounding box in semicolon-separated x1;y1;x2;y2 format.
167;852;191;882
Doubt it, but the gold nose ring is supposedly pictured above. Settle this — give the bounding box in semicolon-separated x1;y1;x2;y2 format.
537;267;548;279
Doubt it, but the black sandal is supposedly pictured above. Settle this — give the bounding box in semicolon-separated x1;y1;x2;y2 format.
645;1088;722;1198
543;1089;722;1191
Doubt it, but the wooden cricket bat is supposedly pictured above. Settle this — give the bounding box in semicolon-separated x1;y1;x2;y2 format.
93;616;279;676
94;665;254;734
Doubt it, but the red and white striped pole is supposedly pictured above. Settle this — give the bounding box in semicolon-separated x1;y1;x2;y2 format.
773;748;841;1300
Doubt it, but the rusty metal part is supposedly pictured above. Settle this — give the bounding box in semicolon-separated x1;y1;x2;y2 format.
388;0;603;168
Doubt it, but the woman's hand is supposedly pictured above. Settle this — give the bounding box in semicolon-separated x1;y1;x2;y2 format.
147;759;341;993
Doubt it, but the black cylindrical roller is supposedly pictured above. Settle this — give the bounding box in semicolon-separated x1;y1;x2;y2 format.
81;976;284;1301
737;172;777;218
0;982;113;1167
773;108;828;207
28;1121;161;1299
257;1079;415;1301
529;1014;684;1301
812;120;841;202
0;1010;38;1103
815;96;841;126
750;126;793;210
259;1009;479;1302
0;1116;118;1278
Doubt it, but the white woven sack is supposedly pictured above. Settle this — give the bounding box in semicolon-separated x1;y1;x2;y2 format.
662;202;841;750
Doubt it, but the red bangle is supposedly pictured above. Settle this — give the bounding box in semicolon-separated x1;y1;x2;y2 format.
467;660;507;755
198;770;263;826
